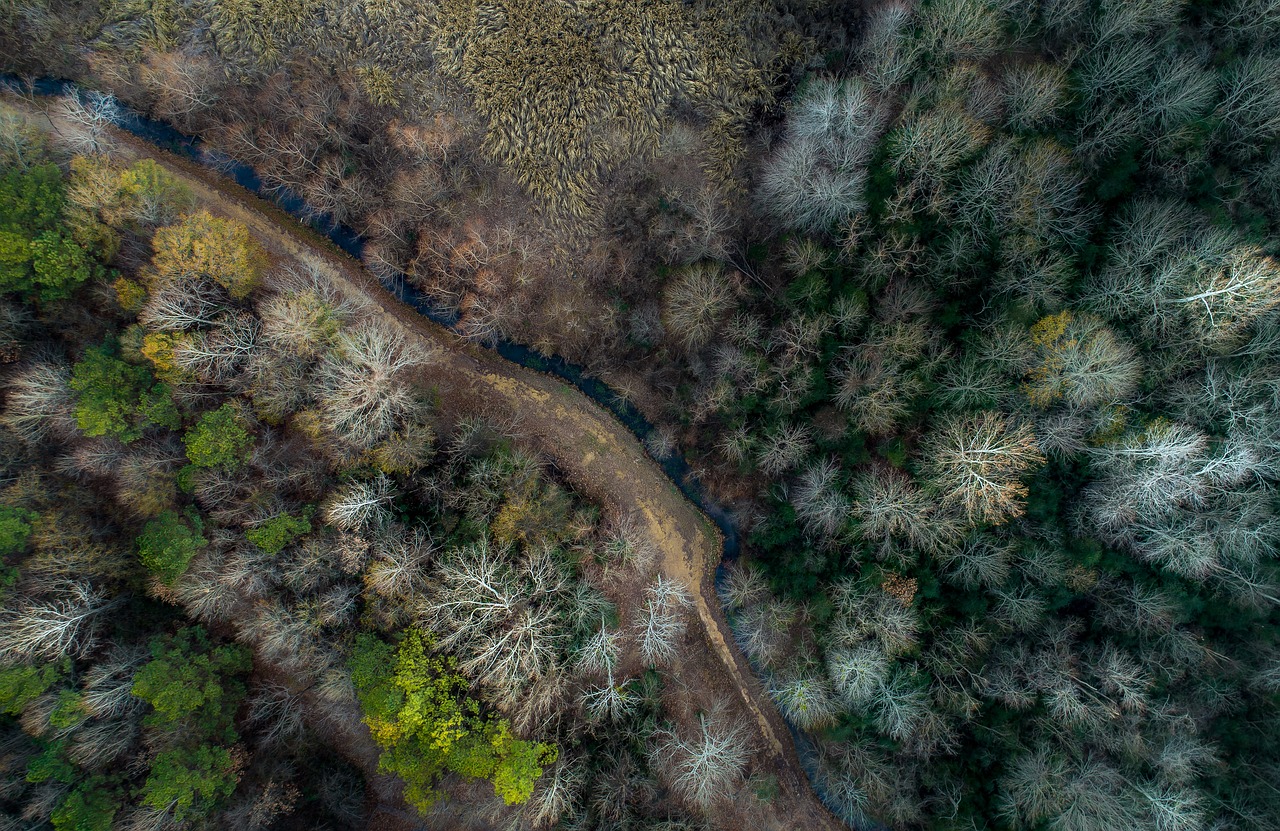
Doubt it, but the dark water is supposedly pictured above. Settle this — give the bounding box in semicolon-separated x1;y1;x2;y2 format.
2;76;864;825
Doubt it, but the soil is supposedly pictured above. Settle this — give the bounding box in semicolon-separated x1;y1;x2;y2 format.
6;93;845;831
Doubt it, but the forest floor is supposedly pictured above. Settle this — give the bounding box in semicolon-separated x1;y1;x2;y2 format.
6;93;844;831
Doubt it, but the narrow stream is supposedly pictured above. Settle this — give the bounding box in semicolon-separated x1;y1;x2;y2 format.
2;77;851;824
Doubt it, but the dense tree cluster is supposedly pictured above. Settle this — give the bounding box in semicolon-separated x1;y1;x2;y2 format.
680;2;1280;829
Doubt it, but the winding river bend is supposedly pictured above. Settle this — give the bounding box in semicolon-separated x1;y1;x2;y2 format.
2;78;848;830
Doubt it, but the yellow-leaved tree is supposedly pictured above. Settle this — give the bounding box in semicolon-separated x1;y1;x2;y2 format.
151;210;266;299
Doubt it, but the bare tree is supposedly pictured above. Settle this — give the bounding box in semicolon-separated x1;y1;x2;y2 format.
662;184;737;264
241;601;324;673
137;277;226;334
834;347;925;434
1088;201;1280;348
172;312;260;384
870;668;928;743
856;3;920;92
717;562;769;612
1152;733;1219;790
421;541;571;700
172;549;240;624
520;756;586;829
1167;245;1280;348
56;90;120;155
1003;62;1068;131
791;458;851;540
732;597;796;670
770;671;840;730
1137;782;1208;831
322;474;396;532
81;645;148;719
1076;416;1280;583
634;576;690;667
921;0;1006;60
1219;53;1280;153
575;623;621;676
580;671;635;723
922;411;1045;525
828;579;921;658
0;104;47;170
600;515;655;573
715;426;755;467
937;534;1015;591
244;350;311;423
1139;54;1218;135
138;47;224;125
364;527;434;599
756;422;813;475
812;739;902;825
661;262;735;352
69;718;140;768
0;582;120;662
648;575;691;612
1;358;75;444
827;642;892;708
998;747;1145;831
650;711;752;808
258;266;357;358
852;466;964;558
319;321;430;448
758;76;887;232
891;105;991;197
246;682;308;748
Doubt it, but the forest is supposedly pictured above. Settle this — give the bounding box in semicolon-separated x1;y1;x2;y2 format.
0;107;778;830
2;0;1280;830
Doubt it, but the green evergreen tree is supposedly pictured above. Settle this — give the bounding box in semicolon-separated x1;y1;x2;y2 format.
131;626;250;738
0;504;36;554
183;403;254;469
351;630;556;812
69;344;180;442
245;512;311;555
135;510;207;584
51;781;120;831
138;745;239;822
